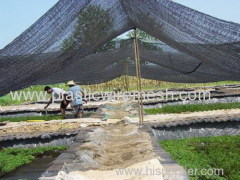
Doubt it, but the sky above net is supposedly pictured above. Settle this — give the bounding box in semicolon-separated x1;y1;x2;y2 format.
1;0;240;49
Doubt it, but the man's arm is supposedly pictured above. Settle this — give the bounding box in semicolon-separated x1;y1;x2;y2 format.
81;90;85;98
67;90;73;108
44;97;52;109
81;89;87;103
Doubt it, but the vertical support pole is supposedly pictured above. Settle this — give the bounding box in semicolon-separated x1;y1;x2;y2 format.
133;28;144;124
124;60;129;91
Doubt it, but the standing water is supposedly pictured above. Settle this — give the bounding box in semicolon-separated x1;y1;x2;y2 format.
1;151;60;180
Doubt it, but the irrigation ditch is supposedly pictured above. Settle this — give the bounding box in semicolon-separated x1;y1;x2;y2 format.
1;151;62;180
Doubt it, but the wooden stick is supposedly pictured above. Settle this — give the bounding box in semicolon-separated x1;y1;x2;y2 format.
133;28;144;124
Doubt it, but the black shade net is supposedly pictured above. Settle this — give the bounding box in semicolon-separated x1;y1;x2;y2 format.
1;0;240;96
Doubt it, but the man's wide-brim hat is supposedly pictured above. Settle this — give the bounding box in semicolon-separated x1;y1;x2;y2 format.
67;80;76;86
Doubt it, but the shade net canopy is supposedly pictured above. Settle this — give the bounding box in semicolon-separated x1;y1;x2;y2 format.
1;0;240;96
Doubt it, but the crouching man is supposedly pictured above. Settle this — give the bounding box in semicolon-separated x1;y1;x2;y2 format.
44;86;69;119
66;80;85;118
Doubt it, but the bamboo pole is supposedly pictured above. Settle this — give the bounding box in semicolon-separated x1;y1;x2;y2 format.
136;34;144;124
124;60;129;91
133;28;144;124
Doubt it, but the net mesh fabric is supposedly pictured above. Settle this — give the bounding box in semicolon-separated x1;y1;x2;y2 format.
0;0;240;95
36;39;236;85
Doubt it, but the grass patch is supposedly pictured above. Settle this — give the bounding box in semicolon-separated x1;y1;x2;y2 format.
145;102;240;114
159;136;240;180
0;146;67;176
0;95;21;106
0;84;66;106
0;115;62;123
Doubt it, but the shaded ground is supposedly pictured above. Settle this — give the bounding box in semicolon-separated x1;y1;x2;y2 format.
0;118;103;141
1;103;240;141
55;123;165;180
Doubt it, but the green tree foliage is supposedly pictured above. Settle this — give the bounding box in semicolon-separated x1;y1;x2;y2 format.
127;29;157;40
62;5;113;51
125;29;161;64
94;39;116;53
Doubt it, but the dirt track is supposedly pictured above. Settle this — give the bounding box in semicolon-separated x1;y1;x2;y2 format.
55;123;165;180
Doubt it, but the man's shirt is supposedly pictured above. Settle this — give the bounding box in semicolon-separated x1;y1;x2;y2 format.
52;88;66;100
69;85;83;106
